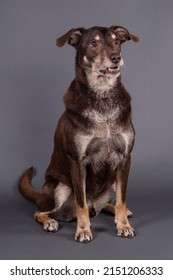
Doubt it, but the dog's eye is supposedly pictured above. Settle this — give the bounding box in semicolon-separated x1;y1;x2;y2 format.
114;39;120;45
90;40;97;47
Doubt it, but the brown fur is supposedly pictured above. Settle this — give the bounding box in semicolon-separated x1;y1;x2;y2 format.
19;25;139;242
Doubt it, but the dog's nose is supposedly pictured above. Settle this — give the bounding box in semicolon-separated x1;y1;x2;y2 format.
111;53;121;64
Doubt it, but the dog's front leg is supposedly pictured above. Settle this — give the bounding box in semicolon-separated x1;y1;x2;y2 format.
115;155;135;238
70;158;93;242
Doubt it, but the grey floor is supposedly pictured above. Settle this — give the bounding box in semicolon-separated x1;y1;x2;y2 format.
1;168;173;260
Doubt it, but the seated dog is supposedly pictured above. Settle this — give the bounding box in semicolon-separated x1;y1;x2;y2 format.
19;25;139;242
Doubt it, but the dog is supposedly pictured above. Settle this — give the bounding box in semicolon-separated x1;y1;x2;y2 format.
19;25;139;242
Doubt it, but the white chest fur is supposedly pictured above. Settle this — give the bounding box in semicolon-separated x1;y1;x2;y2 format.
83;107;120;124
75;107;133;159
82;107;120;140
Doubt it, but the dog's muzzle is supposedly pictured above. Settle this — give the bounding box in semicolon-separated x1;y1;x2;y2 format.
99;66;120;75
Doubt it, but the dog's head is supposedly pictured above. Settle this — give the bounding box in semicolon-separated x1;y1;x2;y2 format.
56;26;139;93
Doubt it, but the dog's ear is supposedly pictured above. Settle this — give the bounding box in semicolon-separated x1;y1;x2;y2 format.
56;28;85;48
111;26;139;43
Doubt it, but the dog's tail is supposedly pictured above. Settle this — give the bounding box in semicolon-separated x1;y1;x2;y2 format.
18;167;44;205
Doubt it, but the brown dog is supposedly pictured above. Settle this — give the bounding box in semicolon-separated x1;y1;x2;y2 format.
19;25;139;242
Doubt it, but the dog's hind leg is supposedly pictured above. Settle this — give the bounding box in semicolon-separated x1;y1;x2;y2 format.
103;203;115;215
34;211;59;232
19;168;59;232
34;181;72;232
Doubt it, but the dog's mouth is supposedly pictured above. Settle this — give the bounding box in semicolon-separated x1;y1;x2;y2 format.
99;66;120;76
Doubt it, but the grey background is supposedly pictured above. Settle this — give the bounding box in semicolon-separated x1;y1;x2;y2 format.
0;0;173;260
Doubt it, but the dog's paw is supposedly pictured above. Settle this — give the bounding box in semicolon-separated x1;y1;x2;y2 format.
75;228;93;243
43;218;59;232
126;208;133;218
117;224;135;239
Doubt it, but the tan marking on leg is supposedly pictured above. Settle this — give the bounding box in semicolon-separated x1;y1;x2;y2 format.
104;203;115;215
126;208;133;218
104;203;133;217
34;211;59;232
70;163;93;242
115;177;135;238
75;202;93;242
115;204;135;237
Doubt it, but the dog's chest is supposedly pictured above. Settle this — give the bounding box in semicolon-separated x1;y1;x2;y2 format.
75;106;131;160
83;107;120;138
83;107;120;124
